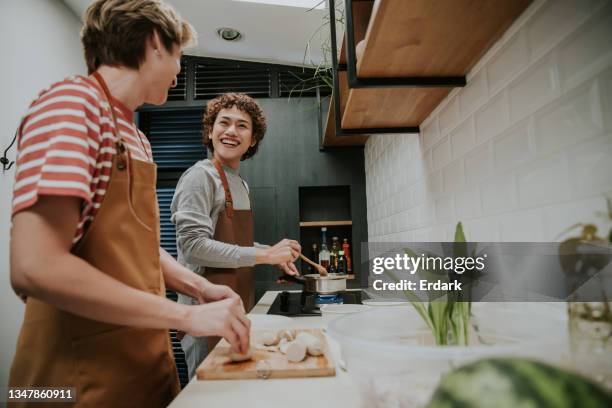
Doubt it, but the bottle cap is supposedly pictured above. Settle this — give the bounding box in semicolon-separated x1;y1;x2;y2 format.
321;227;327;231
339;250;344;255
343;238;348;242
333;236;338;240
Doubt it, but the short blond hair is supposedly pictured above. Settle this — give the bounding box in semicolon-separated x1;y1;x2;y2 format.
81;0;196;74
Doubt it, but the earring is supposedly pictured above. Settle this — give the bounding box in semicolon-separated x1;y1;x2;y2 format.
154;49;160;55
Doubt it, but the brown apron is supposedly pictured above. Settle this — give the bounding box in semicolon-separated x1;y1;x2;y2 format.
8;72;180;407
204;159;255;351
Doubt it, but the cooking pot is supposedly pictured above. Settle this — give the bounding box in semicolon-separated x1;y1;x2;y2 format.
282;273;347;294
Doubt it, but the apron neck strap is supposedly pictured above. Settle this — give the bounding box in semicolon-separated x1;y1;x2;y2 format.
91;72;127;155
212;158;234;219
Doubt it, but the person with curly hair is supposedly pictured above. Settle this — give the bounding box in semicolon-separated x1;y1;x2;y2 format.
171;93;301;378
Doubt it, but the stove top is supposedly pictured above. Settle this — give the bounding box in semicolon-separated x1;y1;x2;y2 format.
267;290;368;317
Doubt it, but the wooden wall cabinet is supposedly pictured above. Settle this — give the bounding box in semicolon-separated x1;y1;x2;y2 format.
324;0;532;147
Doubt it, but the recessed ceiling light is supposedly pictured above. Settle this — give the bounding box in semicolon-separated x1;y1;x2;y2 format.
217;27;242;42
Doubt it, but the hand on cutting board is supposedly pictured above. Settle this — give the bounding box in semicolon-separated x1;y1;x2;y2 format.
183;297;251;354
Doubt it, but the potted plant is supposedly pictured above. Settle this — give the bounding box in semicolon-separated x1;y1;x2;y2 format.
558;197;612;388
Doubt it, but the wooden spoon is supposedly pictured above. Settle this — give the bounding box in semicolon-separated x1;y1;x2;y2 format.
299;253;328;276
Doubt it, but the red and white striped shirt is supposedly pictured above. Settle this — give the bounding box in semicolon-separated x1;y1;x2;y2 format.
12;75;154;244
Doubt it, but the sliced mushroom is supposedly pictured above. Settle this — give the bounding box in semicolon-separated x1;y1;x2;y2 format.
295;332;323;356
278;338;290;354
278;329;296;342
261;331;280;346
285;340;307;363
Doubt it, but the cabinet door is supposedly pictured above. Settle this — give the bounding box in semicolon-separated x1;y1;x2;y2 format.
251;186;278;245
250;186;280;301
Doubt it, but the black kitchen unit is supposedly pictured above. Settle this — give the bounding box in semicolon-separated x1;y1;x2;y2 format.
268;290;368;317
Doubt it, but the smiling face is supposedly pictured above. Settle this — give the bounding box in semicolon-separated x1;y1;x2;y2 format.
203;93;267;164
209;106;254;169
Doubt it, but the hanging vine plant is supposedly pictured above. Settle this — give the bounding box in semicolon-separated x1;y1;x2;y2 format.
288;0;343;99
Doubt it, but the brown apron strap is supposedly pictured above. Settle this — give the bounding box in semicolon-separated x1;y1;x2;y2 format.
212;158;234;219
91;72;126;151
91;72;130;172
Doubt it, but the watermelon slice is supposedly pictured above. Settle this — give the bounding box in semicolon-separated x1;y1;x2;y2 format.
427;358;612;408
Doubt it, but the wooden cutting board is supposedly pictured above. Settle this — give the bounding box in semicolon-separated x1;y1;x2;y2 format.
196;329;336;380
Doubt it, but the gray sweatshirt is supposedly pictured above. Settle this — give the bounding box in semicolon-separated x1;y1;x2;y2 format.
171;159;264;281
172;159;268;379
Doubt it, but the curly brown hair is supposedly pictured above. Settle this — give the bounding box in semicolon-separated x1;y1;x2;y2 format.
203;93;267;161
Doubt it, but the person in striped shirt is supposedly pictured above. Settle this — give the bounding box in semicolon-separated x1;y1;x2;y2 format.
9;1;250;405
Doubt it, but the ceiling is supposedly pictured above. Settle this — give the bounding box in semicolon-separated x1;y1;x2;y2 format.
63;0;332;67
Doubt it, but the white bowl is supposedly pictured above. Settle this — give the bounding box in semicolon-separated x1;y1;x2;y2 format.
327;303;568;407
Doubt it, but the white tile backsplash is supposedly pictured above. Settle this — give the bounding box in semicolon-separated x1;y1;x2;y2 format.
500;208;546;241
567;136;612;196
558;3;612;91
413;228;430;242
451;117;476;159
509;55;560;122
435;195;454;223
422;117;440;151
481;173;518;214
412;181;427;206
439;97;460;137
535;79;604;154
432;137;452;170
526;0;591;61
427;170;444;198
599;68;612;132
463;217;501;242
455;186;482;220
493;121;533;171
460;70;488;117
487;31;529;93
422;149;434;173
364;0;612;243
517;152;571;207
442;159;465;194
464;142;494;185
475;91;510;143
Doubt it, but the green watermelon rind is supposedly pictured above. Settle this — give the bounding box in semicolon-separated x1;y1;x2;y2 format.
426;358;612;408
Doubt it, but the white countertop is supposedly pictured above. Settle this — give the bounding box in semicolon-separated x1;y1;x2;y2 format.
169;292;571;408
168;291;362;408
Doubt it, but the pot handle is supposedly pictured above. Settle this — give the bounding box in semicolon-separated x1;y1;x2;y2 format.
277;274;305;285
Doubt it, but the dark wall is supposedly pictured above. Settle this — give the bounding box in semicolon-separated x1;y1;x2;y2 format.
143;96;368;303
239;98;368;301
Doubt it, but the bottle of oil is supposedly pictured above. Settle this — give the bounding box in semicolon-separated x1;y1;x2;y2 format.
330;236;340;273
342;238;352;273
337;250;347;274
318;227;330;272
